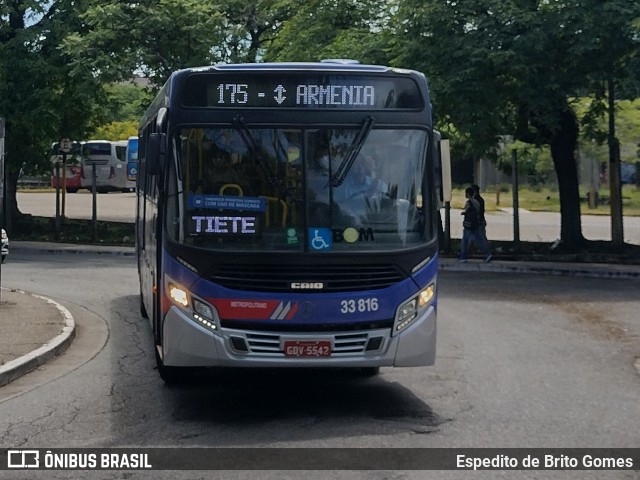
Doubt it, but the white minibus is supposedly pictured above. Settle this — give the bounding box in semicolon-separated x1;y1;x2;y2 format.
80;140;130;192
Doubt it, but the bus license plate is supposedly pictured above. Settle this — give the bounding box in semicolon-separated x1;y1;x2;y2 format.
283;340;332;358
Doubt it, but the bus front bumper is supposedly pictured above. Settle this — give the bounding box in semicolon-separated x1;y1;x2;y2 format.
161;304;436;368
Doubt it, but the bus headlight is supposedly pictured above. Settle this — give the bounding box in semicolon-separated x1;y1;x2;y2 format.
393;283;435;335
169;284;189;307
193;298;217;331
193;298;214;320
418;284;436;308
166;278;219;332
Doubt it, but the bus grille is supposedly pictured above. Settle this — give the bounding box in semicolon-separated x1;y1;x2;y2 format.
225;330;389;357
210;264;406;293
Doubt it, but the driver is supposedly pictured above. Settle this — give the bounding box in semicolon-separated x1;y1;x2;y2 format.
334;155;387;222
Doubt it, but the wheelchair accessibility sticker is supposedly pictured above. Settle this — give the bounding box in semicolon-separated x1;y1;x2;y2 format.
309;227;332;251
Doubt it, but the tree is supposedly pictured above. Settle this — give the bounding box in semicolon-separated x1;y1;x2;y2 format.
93;121;138;141
220;0;294;63
62;1;227;86
63;0;294;87
1;0;104;230
264;0;391;64
102;83;153;125
577;97;640;167
392;0;640;249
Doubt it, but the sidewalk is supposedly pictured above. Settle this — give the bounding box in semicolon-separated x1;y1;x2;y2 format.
10;240;135;256
0;241;639;388
0;240;131;388
0;288;75;387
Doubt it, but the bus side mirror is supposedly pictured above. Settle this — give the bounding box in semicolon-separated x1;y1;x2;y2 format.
147;133;166;176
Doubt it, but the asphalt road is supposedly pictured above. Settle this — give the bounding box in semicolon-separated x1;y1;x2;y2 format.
1;250;638;479
17;191;137;224
17;191;640;245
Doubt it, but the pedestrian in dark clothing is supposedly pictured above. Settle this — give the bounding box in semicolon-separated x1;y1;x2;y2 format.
460;186;492;262
472;184;489;246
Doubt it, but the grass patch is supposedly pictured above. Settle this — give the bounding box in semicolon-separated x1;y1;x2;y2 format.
443;238;640;264
451;185;640;215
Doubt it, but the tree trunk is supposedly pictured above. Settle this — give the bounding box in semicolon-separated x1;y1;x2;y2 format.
607;77;624;247
549;105;585;249
5;169;21;235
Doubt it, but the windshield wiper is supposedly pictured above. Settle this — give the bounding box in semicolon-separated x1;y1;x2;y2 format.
233;115;281;188
330;115;375;187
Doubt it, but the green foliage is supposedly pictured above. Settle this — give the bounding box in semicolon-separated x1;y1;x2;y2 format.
92;121;138;141
220;0;295;63
102;83;153;124
390;0;639;152
1;0;105;178
62;0;294;86
576;97;640;164
614;99;640;163
496;141;554;184
389;0;640;245
63;0;227;85
264;0;391;64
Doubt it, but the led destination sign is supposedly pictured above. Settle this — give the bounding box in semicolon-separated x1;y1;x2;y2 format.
189;215;260;237
181;73;423;110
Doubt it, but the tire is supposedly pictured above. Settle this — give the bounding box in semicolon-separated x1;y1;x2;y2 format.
66;188;78;194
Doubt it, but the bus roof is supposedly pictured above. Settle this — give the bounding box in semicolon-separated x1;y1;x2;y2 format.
174;61;420;76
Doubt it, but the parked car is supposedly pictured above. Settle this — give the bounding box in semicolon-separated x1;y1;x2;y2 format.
1;229;8;262
50;164;83;193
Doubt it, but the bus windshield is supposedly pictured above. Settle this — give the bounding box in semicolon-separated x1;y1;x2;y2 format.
166;126;429;252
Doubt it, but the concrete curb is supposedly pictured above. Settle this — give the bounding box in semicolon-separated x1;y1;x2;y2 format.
12;241;135;257
439;258;640;279
0;290;76;387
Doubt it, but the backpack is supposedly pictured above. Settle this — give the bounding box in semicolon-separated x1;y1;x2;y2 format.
462;198;480;230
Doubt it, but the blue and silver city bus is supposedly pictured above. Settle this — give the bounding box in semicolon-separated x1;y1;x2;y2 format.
137;61;451;382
